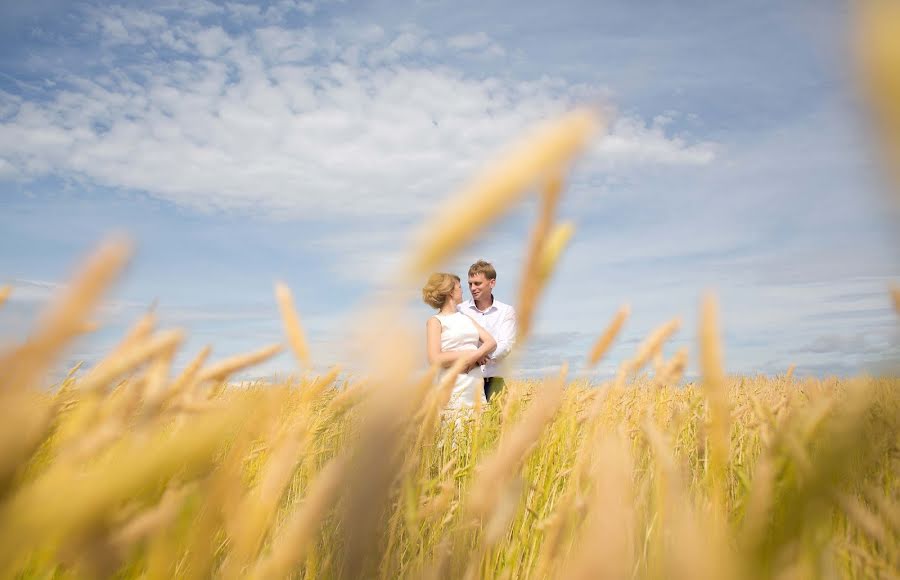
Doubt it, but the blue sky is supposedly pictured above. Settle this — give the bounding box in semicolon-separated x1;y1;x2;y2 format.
1;0;898;380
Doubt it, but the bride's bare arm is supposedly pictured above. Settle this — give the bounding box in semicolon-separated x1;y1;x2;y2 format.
426;317;472;368
458;319;497;370
471;319;497;359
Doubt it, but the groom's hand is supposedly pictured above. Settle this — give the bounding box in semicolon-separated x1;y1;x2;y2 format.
463;353;485;373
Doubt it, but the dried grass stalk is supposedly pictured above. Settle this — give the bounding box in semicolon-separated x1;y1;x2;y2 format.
0;236;132;392
409;109;599;274
630;317;681;373
586;305;630;367
468;364;567;518
856;0;900;192
113;485;193;548
275;282;311;368
537;222;575;282
162;345;212;408
78;330;184;394
699;293;730;507
562;434;635;580
225;415;309;575
250;454;350;580
196;343;284;384
516;173;563;341
655;346;688;387
0;284;11;309
0;405;245;571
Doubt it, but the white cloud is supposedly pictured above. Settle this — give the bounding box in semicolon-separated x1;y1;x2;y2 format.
593;115;716;167
226;2;263;20
6;279;65;302
0;158;17;178
156;0;224;18
194;26;232;57
224;0;317;23
0;6;716;221
447;32;505;57
447;32;491;50
84;5;168;46
0;90;22;118
2;279;149;331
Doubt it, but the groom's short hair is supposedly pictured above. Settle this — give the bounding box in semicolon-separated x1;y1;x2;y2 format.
468;260;497;280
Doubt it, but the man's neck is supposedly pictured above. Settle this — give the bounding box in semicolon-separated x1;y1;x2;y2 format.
474;294;494;311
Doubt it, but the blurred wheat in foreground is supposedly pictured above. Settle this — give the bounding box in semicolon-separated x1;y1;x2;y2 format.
0;366;898;579
1;108;899;579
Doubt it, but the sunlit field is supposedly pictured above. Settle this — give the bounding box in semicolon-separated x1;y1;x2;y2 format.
1;365;898;579
4;11;900;574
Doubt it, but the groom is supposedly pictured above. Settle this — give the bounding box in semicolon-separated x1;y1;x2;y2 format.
458;260;516;402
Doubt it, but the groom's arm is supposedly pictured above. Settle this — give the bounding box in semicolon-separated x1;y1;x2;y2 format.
489;306;516;361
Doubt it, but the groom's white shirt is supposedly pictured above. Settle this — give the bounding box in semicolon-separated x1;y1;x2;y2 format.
458;297;516;378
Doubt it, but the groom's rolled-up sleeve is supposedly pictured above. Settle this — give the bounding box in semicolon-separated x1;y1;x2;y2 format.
490;306;516;361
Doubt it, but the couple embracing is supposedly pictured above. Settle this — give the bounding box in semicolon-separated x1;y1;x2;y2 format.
422;260;516;410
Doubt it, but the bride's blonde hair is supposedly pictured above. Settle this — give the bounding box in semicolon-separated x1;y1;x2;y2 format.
422;273;460;309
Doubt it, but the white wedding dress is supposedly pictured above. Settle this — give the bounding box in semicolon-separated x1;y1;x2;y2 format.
433;312;486;410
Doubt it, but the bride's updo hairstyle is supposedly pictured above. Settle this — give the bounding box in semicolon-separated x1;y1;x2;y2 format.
422;273;460;309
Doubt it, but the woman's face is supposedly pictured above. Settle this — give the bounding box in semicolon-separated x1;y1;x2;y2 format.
452;279;463;303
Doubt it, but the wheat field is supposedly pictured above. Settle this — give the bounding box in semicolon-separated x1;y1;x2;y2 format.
1;89;899;580
0;357;898;579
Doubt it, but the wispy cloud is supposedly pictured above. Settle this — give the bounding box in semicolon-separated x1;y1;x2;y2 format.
0;3;716;220
447;32;505;56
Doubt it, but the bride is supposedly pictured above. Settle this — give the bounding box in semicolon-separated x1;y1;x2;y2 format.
423;273;497;409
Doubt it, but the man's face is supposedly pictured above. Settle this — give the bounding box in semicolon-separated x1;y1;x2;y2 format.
468;273;495;302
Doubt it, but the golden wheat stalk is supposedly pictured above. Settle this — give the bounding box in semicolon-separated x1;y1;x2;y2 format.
738;447;776;554
561;434;636;580
537;222;575;281
0;404;245;571
785;363;796;380
655;346;688;387
630;317;682;373
77;330;184;394
249;454;351;579
275;282;311;368
516;173;563;341
112;310;158;359
468;364;567;518
417;459;459;520
409;109;599;274
195;343;284;384
643;415;732;580
834;491;888;546
225;414;310;576
856;0;900;193
322;379;370;419
62;415;130;463
161;345;212;408
0;236;132;392
112;484;194;548
0;284;11;309
0;391;53;495
699;293;730;511
586;304;630;368
140;342;177;412
80;310;159;402
299;365;343;407
613;317;680;389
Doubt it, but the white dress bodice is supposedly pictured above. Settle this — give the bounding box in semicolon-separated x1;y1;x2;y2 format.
434;312;485;409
